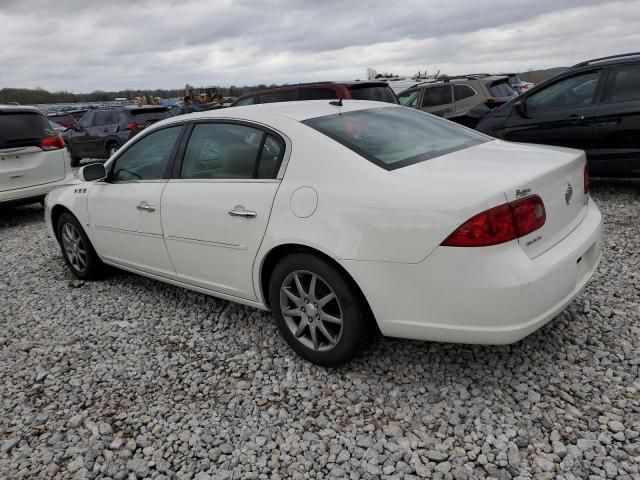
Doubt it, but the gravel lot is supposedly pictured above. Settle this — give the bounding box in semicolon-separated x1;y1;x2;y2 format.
1;179;639;480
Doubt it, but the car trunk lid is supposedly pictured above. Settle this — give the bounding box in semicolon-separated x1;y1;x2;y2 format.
394;140;589;258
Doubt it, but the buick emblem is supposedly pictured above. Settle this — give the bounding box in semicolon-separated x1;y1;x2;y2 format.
565;183;573;205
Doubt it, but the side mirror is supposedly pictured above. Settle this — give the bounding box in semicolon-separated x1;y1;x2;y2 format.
79;163;107;182
514;100;527;117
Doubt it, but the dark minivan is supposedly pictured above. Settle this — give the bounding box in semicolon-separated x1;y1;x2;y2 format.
63;105;170;166
230;81;398;107
477;52;640;177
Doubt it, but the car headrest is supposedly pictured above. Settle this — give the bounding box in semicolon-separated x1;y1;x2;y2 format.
219;143;257;178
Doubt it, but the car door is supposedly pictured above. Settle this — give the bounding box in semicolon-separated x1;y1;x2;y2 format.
87;125;184;277
419;84;455;117
588;63;640;176
161;121;286;300
502;69;604;151
69;112;95;156
86;111;113;155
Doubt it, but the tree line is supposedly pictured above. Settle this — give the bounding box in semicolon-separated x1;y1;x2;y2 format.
0;85;280;105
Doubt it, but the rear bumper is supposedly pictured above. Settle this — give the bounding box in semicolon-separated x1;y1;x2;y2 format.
0;174;76;207
343;200;603;344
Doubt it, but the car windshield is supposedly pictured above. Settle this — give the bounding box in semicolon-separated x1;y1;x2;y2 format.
348;85;398;104
488;82;516;98
303;106;488;170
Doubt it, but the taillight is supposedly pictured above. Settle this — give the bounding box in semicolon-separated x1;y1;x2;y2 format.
40;135;65;151
511;195;546;236
126;121;147;130
584;163;590;194
442;195;546;247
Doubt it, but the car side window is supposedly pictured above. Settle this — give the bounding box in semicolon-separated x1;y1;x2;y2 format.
78;112;94;128
234;96;255;106
527;71;601;112
111;126;182;182
398;89;420;108
298;88;337;100
257;135;284;178
259;90;297;104
604;64;640;103
94;111;111;126
181;123;264;179
421;85;453;108
454;84;476;101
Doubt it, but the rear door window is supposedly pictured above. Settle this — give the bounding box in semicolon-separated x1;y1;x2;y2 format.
348;85;398;104
0;112;51;149
604;64;640;103
181;123;263;179
454;84;476;101
298;88;338;100
420;85;453;108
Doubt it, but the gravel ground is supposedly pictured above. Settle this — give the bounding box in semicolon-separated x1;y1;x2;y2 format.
0;179;639;480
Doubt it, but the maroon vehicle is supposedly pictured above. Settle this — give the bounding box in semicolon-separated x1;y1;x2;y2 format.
46;112;77;129
230;81;398;106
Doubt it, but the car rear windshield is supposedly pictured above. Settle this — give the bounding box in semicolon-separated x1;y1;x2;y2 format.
0;112;52;149
128;108;170;123
303;106;488;170
487;81;516;98
348;85;398;104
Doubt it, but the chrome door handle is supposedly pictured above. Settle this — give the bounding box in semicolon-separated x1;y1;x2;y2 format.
228;206;257;218
136;202;156;212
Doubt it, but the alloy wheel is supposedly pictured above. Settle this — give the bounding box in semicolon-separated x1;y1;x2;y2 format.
279;270;343;352
61;223;87;272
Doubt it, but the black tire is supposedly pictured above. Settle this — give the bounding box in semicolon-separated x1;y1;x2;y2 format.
268;253;374;367
56;212;103;280
106;141;119;158
67;145;81;167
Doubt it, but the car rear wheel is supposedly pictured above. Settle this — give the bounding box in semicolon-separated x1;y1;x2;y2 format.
269;253;374;367
56;212;103;280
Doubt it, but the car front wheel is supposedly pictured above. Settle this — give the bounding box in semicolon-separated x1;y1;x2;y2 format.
269;253;374;367
56;212;103;279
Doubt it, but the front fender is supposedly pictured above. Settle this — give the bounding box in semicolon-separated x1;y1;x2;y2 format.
44;183;92;241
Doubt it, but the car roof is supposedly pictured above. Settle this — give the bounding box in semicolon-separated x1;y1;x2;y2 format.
572;51;640;68
235;81;391;99
154;100;399;126
0;104;42;114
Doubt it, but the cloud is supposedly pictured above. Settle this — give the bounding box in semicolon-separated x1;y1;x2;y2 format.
0;0;636;92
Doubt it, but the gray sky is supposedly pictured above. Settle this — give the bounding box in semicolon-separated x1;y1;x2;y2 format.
0;0;638;92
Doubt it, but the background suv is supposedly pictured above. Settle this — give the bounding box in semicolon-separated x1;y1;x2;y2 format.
1;105;74;206
397;75;516;127
230;81;398;106
63;105;170;166
476;52;640;177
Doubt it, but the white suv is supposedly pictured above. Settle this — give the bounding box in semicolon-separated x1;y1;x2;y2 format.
1;105;75;207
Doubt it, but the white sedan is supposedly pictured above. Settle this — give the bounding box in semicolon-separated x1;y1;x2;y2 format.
45;100;602;366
